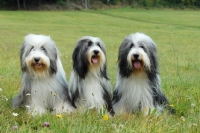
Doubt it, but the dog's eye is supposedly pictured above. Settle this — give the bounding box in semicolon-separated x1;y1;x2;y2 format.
97;42;101;48
88;41;92;47
130;43;134;48
140;45;146;52
30;46;34;51
140;46;144;49
41;46;45;51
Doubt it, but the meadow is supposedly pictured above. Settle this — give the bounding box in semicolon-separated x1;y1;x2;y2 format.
0;7;200;132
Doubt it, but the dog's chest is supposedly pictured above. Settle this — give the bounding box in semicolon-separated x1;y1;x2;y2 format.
80;77;104;109
120;75;153;109
30;78;59;105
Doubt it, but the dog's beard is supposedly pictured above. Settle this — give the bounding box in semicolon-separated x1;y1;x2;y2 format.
87;49;105;70
26;55;50;78
127;48;150;74
127;54;145;74
131;58;146;73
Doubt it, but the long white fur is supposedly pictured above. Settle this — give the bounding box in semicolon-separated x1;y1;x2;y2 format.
69;36;113;113
26;59;74;115
12;34;74;115
113;32;165;115
113;72;156;115
127;48;150;71
69;72;111;109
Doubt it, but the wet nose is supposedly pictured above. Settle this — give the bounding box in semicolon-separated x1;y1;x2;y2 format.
133;54;139;59
34;57;40;63
93;50;99;55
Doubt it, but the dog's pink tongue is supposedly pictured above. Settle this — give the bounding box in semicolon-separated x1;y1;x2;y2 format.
92;57;98;64
134;61;141;69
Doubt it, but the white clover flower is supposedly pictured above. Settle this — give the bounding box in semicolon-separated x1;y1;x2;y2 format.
119;124;124;129
190;109;195;114
191;103;195;107
26;93;31;96
25;105;30;108
4;96;8;101
111;124;117;129
12;112;19;117
192;123;197;127
0;88;2;91
180;116;186;122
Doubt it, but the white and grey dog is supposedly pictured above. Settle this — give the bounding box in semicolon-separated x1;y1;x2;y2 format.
69;36;114;115
12;34;75;115
112;32;171;115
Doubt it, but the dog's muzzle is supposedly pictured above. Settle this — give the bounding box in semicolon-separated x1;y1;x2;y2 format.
91;50;99;64
132;54;142;69
33;57;42;67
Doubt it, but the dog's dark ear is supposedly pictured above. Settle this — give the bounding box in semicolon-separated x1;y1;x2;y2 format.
20;42;28;72
50;58;57;74
49;47;58;75
98;40;106;56
146;42;159;79
43;40;58;75
100;64;109;80
118;40;132;78
72;40;88;79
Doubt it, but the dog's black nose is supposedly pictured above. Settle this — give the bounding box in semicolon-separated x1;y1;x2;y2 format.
93;50;99;55
133;54;139;59
34;57;40;63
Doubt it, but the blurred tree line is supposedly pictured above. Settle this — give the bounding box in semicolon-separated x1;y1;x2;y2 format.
0;0;200;10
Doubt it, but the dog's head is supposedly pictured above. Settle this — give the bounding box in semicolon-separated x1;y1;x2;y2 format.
72;36;107;79
20;34;58;78
118;32;158;77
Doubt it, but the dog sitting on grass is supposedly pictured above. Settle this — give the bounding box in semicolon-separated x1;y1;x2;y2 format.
69;36;114;116
12;34;75;115
112;32;173;115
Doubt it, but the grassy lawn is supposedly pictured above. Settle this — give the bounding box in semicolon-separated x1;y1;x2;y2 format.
0;7;200;132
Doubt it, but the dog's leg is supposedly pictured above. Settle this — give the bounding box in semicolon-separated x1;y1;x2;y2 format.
53;101;75;114
102;89;115;116
28;105;46;116
12;87;30;108
142;106;155;116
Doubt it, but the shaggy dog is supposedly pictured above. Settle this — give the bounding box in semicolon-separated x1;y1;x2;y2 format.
69;36;114;115
12;34;75;115
112;32;171;115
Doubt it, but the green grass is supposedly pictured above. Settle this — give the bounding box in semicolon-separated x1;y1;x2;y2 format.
0;7;200;132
